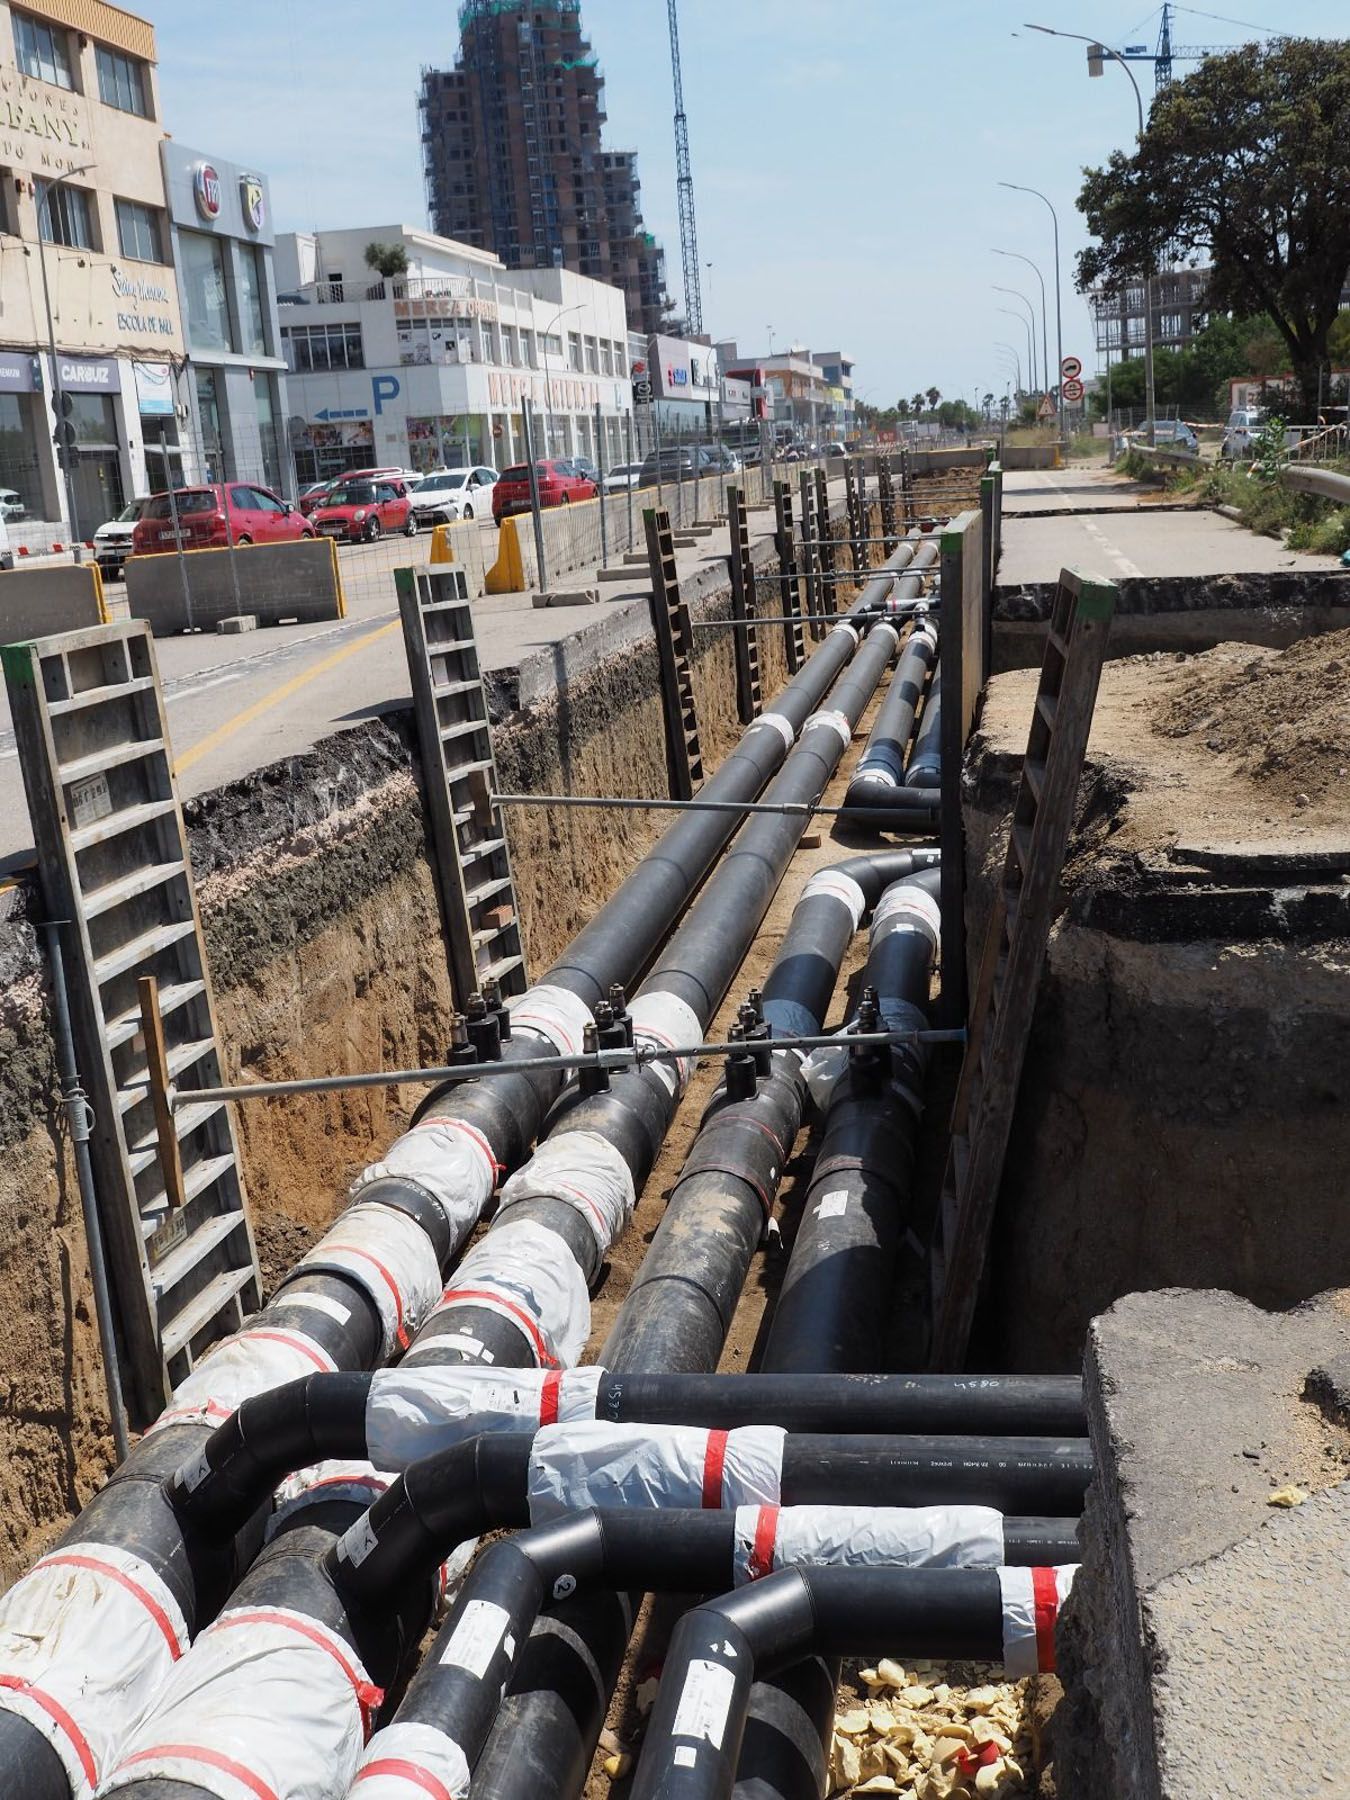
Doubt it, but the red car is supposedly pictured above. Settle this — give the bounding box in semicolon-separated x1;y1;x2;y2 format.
131;483;315;554
492;458;598;520
310;476;418;544
297;466;411;516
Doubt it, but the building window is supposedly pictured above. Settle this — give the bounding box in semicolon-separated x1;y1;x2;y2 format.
181;229;234;354
281;323;364;373
238;244;267;356
253;373;282;491
12;11;73;89
37;181;95;250
96;46;150;116
114;198;162;263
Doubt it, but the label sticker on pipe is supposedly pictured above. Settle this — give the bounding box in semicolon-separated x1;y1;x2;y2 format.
672;1658;737;1748
439;1598;512;1679
815;1190;849;1219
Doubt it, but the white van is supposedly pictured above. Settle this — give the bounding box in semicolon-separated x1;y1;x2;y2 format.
0;510;12;571
1221;408;1263;459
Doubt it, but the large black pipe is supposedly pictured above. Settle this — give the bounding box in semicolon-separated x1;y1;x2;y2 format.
404;617;903;1372
843;613;937;806
736;865;940;1798
327;1429;1088;1610
632;1564;1077;1800
353;1505;1077;1785
0;563;904;1800
168;1368;1086;1537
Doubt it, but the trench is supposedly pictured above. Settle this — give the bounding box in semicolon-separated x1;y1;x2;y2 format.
0;469;1343;1799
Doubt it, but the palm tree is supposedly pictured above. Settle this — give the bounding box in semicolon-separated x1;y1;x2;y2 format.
925;386;941;411
911;392;926;415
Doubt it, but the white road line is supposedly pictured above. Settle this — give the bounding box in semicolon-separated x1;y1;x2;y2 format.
1081;518;1143;579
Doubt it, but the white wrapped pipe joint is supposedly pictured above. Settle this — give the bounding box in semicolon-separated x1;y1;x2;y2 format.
0;1541;191;1796
870;881;941;955
629;990;703;1101
527;1422;786;1524
348;1721;472;1800
507;984;595;1060
297;1202;444;1358
350;1112;499;1247
731;1505;1006;1585
97;1604;382;1799
799;867;866;933
366;1365;607;1471
495;1130;636;1262
802;708;854;753
998;1565;1078;1677
747;710;795;754
800;996;930;1117
146;1324;338;1437
405;1217;590;1371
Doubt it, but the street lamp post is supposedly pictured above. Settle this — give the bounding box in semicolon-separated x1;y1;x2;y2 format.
34;161;97;557
998;182;1065;438
1025;24;1157;446
993;289;1039;392
995;340;1023;396
993;248;1050;419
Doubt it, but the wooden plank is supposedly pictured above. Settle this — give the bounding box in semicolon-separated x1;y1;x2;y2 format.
137;976;188;1220
938;509;985;1027
930;566;1117;1370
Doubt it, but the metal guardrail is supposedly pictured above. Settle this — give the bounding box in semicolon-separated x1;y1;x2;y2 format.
1284;463;1350;505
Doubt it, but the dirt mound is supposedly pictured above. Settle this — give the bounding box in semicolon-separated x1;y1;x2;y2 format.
1156;628;1350;809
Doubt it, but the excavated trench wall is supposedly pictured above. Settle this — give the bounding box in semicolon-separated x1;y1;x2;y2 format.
0;502;885;1581
963;643;1350;1374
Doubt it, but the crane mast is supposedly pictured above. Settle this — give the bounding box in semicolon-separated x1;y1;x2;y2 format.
666;0;703;336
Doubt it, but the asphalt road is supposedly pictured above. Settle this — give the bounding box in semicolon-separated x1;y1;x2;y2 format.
998;467;1346;584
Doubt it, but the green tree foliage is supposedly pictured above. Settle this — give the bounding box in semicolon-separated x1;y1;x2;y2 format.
1076;38;1350;416
364;241;409;279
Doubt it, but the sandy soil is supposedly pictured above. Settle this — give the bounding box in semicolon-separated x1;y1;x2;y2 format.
978;632;1350;863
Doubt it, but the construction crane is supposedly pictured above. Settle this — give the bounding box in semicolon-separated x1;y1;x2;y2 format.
1112;2;1250;90
666;0;703;336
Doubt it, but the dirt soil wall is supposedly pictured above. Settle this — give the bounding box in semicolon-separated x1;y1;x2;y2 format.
0;502;883;1582
964;634;1350;1371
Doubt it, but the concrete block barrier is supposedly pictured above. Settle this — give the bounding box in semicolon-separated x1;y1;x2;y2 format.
0;561;107;642
998;444;1065;472
123;538;346;634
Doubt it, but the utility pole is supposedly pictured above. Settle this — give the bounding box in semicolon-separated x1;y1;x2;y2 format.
666;0;703;336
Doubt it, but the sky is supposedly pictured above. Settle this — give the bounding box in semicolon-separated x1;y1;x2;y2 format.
151;0;1345;410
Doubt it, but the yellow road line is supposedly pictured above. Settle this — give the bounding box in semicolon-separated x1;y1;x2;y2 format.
175;619;400;774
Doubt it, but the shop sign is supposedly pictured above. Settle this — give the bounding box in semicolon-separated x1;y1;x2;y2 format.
0;352;39;394
58;355;121;393
113;268;177;340
193;162;222;221
240;174;265;233
0;69;90;171
133;363;175;417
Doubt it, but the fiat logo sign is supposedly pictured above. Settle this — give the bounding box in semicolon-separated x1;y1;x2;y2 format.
193;162;221;220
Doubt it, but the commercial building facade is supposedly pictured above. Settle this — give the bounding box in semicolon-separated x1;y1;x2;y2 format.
419;0;670;335
160;141;290;495
274;224;633;481
0;0;184;536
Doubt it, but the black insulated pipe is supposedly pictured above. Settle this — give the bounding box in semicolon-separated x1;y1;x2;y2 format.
843;613;938;808
327;1429;1091;1611
905;676;942;788
759;870;938;1374
368;1506;1077;1781
167;1368;1086;1540
632;1566;1033;1800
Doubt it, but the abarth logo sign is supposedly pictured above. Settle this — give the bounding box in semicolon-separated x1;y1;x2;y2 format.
241;174;265;233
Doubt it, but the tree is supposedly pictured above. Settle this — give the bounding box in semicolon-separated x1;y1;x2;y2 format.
911;392;926;416
1076;38;1350;418
895;398;912;420
925;386;941;411
364;241;409;279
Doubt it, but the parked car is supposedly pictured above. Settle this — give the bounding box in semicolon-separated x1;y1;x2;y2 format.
298;467;416;515
0;511;12;571
823;441;848;458
492;459;598;519
568;455;601;486
697;443;740;474
93;500;143;580
602;462;645;493
0;487;26;521
408;466;498;524
1221;409;1263;459
131;483;315;555
637;446;724;486
310;476;418;543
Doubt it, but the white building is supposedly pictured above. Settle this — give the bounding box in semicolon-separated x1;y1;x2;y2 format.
273;225;634;482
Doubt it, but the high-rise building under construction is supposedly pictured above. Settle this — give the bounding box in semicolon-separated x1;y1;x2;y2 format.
420;0;671;336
